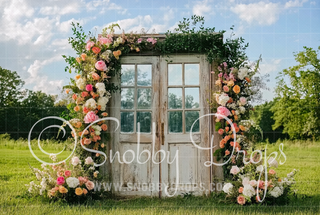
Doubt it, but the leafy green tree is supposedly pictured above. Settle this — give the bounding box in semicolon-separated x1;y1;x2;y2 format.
0;66;24;107
271;46;320;139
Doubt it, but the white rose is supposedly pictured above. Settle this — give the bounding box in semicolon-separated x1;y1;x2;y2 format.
242;177;250;186
71;157;80;166
238;68;248;80
230;166;240;175
243;184;255;197
256;165;264;172
96;82;106;96
97;96;109;111
218;93;229;106
222;183;233;194
249;180;257;187
66;177;80;188
269;186;283;198
85;157;94;165
76;78;86;90
84;98;97;109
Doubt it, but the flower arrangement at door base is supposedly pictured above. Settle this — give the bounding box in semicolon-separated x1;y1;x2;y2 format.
221;155;297;205
27;154;106;202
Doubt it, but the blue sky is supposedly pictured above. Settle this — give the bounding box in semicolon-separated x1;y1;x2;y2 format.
0;0;319;103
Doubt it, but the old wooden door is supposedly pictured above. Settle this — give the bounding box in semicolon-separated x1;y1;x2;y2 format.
110;54;211;197
159;55;211;196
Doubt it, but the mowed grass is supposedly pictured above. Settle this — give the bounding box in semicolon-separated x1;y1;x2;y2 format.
0;137;320;215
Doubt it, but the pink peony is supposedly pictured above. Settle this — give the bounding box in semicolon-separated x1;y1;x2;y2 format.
64;170;71;177
86;84;93;91
216;106;231;120
223;85;229;92
57;176;65;185
230;165;240;175
237;195;246;205
95;60;107;71
85;41;95;51
85;180;95;190
137;38;142;43
218;72;223;78
240;97;247;105
84;111;99;124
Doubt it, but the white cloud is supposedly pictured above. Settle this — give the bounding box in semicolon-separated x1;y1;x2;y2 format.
284;0;308;8
259;59;282;75
230;0;308;26
230;2;281;26
193;0;213;16
310;1;316;5
86;0;127;14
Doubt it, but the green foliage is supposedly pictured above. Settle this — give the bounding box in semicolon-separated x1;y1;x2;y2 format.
155;16;248;67
0;66;25;107
272;46;320;139
251;101;288;142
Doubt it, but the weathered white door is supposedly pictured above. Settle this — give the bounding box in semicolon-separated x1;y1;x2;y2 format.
110;54;211;197
159;55;211;196
110;56;160;196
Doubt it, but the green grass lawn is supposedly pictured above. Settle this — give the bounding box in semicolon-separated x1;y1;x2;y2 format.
0;138;320;214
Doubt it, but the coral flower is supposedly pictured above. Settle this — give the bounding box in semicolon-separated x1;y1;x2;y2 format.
245;77;251;83
225;150;230;156
101;124;108;131
83;107;89;114
237;196;246;205
81;91;89;97
233;85;240;94
92;47;101;54
92;72;100;80
81;53;87;61
65;89;70;94
239;187;243;193
74;106;80;112
218;129;224;135
72;94;77;100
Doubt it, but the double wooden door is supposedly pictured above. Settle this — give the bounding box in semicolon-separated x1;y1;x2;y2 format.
110;55;211;197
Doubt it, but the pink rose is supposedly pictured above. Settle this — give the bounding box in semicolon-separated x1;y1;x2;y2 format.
237;195;246;205
216;106;231;120
218;129;224;135
99;37;112;45
64;170;71;177
218;73;223;78
223;85;229;92
84;111;99;124
85;180;95;190
137;38;142;43
85;41;95;51
223;62;227;68
146;37;157;44
95;60;107;71
78;176;88;185
240;97;247;105
57;176;65;185
86;84;93;91
230;165;240;175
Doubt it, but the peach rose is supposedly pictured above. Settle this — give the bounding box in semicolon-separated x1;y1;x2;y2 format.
59;186;68;194
75;187;83;196
269;169;276;175
101;124;108;131
65;89;70;94
76;57;81;63
84;138;91;145
233;85;240;94
237;195;246;205
83;188;88;195
223;85;229;92
239;187;243;193
74;106;80;112
85;180;95;190
81;53;87;61
92;72;100;80
72;94;77;100
225;150;230;156
218;129;224;135
113;50;121;60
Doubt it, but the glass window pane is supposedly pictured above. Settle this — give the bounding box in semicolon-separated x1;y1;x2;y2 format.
121;112;134;132
168;111;183;133
121;88;134;109
137;65;152;86
137;88;152;109
185;111;200;132
168;64;182;85
168;88;182;109
137;112;151;133
121;65;135;86
185;88;199;109
185;64;199;85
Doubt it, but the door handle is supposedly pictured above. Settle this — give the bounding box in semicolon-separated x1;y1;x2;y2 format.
161;123;164;145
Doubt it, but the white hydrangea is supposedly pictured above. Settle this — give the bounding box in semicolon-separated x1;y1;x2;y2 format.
84;98;97;109
222;183;233;195
76;78;86;90
268;158;278;168
66;177;80;188
256;165;264;172
96;82;106;96
243;184;255;198
227;103;237;109
218;94;229;106
238;68;248;80
239;106;246;114
92;125;102;136
235;110;240;116
269;186;283;198
97;96;109;111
